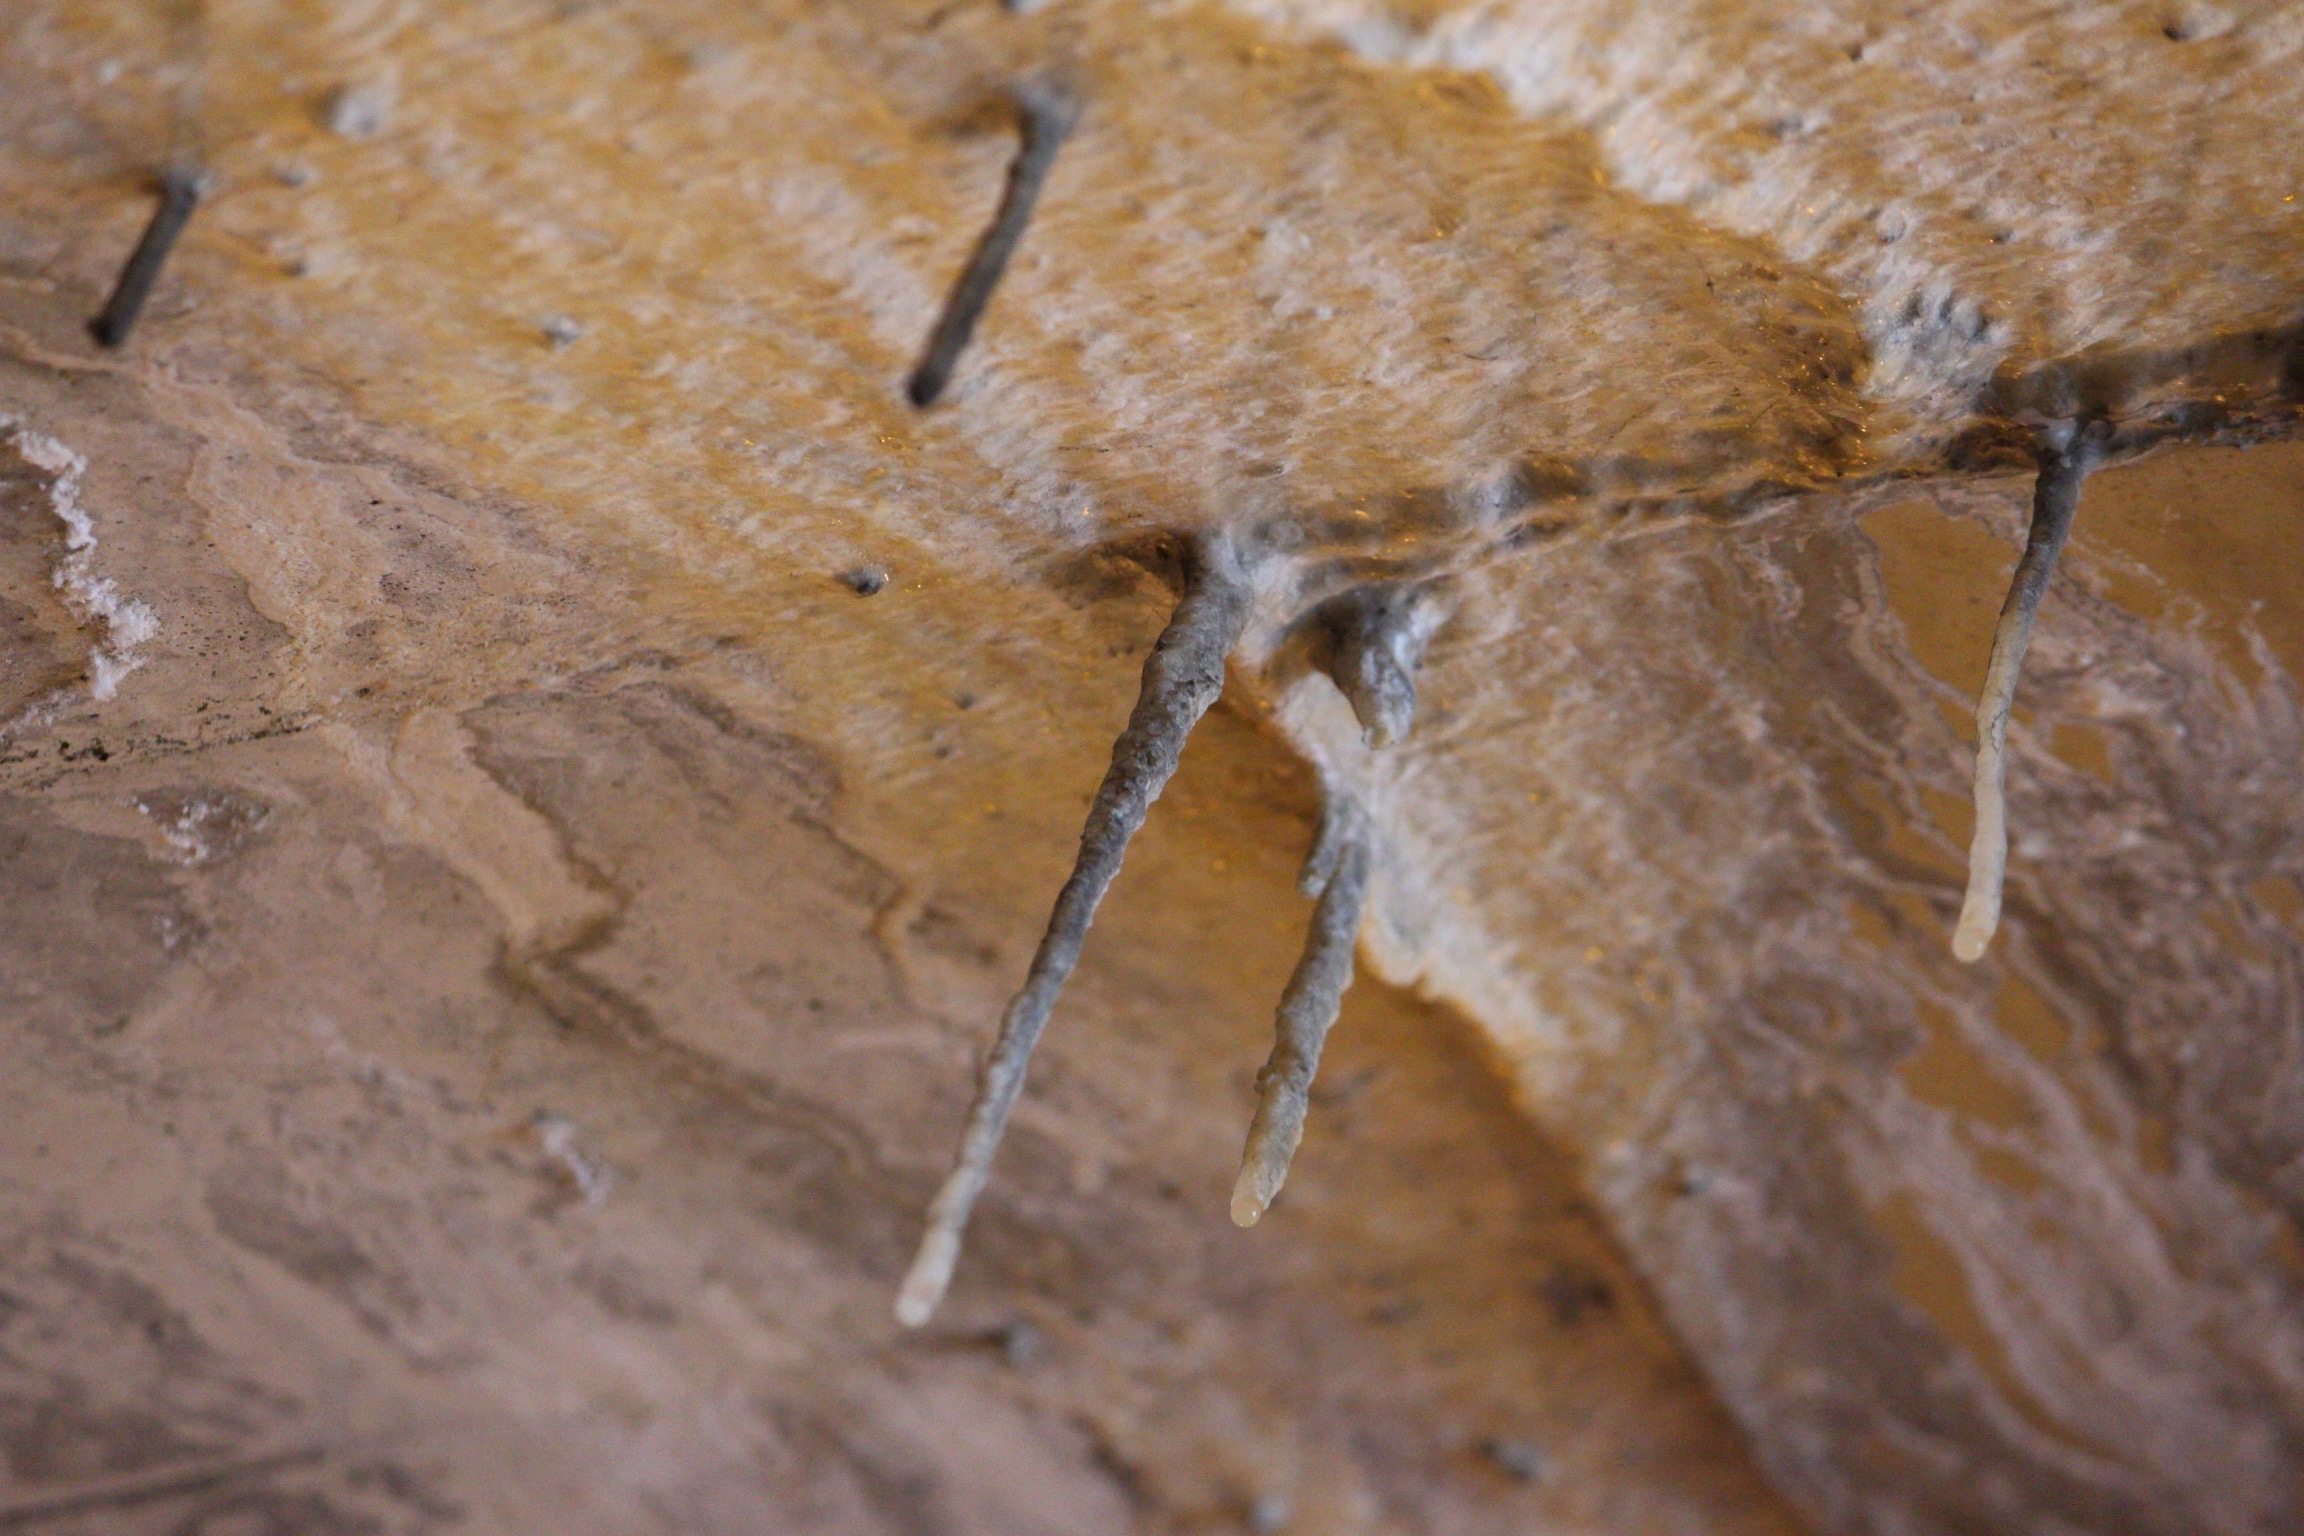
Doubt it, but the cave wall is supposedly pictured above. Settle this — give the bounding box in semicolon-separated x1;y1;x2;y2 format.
1;2;2300;1533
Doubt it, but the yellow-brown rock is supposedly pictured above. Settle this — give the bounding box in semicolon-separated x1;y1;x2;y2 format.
0;2;2297;1533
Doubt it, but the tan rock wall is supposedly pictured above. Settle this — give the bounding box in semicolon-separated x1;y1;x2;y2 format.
1;2;2298;1533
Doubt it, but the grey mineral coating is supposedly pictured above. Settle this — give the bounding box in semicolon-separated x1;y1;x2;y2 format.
1953;419;2111;962
1320;583;1445;747
1232;791;1373;1226
907;80;1079;409
898;535;1254;1326
87;165;205;350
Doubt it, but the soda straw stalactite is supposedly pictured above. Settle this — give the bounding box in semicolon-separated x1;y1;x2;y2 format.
897;533;1253;1326
90;165;206;349
1952;418;2112;962
90;1;208;349
1231;790;1372;1226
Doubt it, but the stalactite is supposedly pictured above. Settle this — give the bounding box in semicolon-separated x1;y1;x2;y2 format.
896;533;1254;1326
1231;789;1371;1226
89;165;205;349
1322;583;1444;746
1952;419;2112;962
90;2;207;348
906;79;1078;408
1228;583;1437;1224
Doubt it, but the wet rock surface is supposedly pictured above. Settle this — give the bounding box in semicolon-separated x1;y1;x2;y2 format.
1;2;2300;1533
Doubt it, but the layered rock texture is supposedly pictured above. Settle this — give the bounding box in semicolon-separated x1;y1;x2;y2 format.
1;1;2299;1533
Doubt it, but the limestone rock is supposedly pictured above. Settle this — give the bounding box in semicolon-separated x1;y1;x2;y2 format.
0;1;2298;1533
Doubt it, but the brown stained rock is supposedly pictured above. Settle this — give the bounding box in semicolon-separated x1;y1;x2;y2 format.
0;1;2298;1534
1234;0;2304;436
0;286;1794;1534
1;0;1874;563
1283;443;2304;1534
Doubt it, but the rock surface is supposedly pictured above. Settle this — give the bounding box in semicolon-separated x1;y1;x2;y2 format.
0;1;2299;1533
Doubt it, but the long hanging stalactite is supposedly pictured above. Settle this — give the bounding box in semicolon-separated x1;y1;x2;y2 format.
1952;418;2112;962
897;534;1255;1326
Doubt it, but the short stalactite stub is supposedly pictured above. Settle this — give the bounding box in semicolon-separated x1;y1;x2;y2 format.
1320;582;1446;747
1231;789;1373;1227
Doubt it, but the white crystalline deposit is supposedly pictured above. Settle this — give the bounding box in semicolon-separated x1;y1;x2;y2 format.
6;420;159;701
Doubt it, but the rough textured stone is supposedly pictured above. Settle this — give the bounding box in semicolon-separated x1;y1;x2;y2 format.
0;1;2298;1533
1280;444;2304;1535
0;358;1790;1534
1234;0;2304;436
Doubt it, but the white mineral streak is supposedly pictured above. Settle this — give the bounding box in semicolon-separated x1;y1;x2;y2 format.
534;1114;614;1205
6;420;159;701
